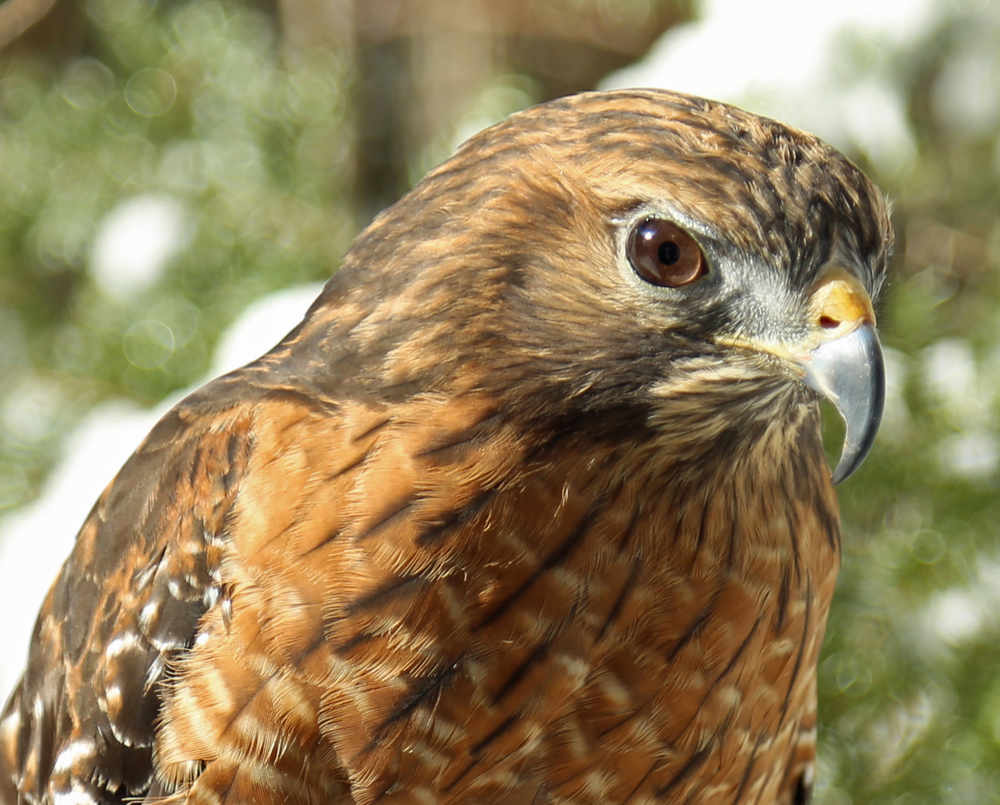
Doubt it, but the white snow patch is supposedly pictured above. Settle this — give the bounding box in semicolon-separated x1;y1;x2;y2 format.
924;588;984;645
602;0;936;175
90;194;192;302
937;431;1000;480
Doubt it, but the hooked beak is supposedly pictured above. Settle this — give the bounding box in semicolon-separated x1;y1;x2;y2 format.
795;268;885;484
801;322;885;483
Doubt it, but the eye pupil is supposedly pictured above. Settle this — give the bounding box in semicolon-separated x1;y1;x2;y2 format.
626;217;706;287
658;241;681;266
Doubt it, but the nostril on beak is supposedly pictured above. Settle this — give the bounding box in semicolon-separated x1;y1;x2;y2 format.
819;316;840;329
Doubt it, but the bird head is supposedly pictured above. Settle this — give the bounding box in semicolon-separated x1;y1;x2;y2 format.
300;89;892;485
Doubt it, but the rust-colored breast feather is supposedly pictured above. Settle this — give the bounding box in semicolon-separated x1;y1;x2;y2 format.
0;89;891;805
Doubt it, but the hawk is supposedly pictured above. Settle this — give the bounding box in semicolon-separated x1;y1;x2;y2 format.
0;89;891;805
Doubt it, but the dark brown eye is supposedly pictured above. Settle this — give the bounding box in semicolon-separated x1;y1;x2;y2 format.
627;217;706;287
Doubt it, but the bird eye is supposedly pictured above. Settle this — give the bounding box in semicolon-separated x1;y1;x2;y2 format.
627;218;706;287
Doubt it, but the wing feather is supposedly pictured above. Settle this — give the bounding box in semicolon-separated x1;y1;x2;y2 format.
0;376;257;805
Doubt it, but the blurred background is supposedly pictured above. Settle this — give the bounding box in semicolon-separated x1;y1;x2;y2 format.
0;0;997;801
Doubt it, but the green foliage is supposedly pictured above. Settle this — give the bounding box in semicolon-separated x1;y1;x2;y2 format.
0;0;354;508
817;4;1000;802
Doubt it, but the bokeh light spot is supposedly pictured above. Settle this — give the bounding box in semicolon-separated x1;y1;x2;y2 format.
123;320;175;369
125;68;177;117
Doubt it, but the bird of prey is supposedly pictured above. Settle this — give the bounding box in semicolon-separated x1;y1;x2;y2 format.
0;89;890;805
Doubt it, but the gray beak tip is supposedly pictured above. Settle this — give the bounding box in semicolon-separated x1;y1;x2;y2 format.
803;322;886;485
